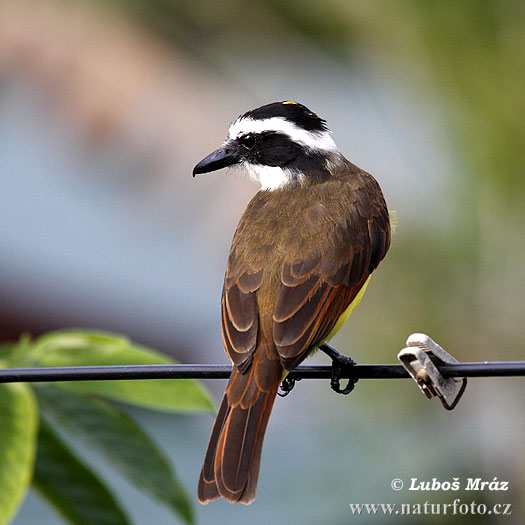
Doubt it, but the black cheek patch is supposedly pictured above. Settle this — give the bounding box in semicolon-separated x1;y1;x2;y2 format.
245;131;331;184
254;134;299;167
291;150;330;182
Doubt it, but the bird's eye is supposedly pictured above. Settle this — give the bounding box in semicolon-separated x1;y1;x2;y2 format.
239;133;256;149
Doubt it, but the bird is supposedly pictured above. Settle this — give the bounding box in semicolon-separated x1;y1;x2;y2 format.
193;101;391;504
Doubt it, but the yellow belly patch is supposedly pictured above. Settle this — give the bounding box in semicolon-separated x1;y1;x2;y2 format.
281;276;372;377
324;276;371;342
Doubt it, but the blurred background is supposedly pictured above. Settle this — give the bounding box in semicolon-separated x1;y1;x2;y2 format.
1;0;524;523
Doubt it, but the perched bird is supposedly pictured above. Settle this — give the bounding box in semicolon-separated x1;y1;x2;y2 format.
193;101;390;504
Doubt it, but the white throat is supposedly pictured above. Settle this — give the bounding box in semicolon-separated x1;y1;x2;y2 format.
243;163;297;191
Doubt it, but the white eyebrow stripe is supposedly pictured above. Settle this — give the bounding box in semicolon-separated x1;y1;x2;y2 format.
228;117;338;152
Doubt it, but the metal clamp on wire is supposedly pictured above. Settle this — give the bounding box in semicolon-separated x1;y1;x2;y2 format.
398;333;467;410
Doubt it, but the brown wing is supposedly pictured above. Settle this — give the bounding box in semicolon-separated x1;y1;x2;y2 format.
273;174;390;370
221;267;264;371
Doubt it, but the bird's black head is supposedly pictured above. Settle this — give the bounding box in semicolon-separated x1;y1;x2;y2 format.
240;101;329;133
193;101;341;190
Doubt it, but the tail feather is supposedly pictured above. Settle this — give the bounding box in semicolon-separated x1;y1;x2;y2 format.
198;359;281;504
198;394;230;502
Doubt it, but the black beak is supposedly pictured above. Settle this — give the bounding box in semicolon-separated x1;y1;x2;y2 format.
192;143;242;176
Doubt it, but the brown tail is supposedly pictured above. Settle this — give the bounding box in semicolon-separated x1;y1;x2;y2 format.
198;356;282;504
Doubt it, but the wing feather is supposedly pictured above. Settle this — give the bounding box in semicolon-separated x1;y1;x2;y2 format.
225;283;256;332
273;173;391;370
221;292;258;365
273;275;324;322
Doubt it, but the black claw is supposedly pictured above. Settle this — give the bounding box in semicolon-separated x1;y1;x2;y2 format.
278;377;294;397
278;376;301;397
319;344;359;395
331;362;358;394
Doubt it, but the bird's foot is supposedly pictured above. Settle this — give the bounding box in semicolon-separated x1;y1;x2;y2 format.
277;376;301;397
319;343;359;395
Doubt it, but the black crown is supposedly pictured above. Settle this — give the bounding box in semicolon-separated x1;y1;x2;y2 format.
240;102;328;133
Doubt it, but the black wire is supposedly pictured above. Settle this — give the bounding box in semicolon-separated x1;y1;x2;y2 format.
0;361;524;383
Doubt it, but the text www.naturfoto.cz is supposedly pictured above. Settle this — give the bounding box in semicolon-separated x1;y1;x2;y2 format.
349;500;512;516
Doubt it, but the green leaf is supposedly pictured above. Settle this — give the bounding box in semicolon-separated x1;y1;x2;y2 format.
0;381;38;525
35;385;194;525
0;345;14;362
0;334;33;367
33;419;130;525
30;330;214;413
